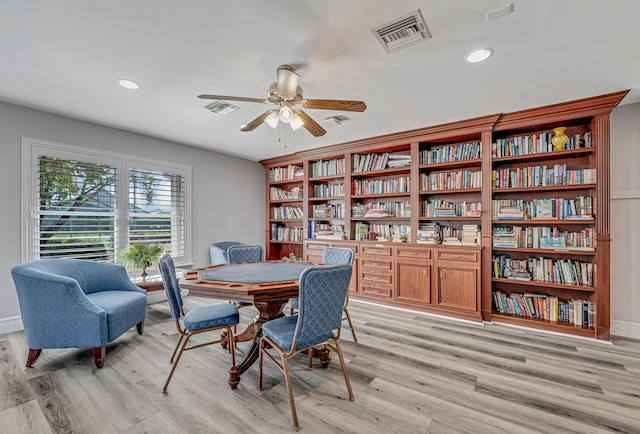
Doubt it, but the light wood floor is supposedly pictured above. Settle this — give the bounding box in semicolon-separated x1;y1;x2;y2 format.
2;296;640;433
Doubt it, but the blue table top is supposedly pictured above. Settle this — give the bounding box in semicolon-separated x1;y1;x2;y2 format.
201;262;314;285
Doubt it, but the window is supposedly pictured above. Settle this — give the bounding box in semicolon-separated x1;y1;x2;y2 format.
22;138;191;265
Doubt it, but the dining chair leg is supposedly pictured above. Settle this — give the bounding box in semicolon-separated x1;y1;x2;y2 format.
163;333;191;393
227;326;237;368
333;340;354;401
170;328;185;363
258;338;265;390
281;353;299;431
343;307;358;342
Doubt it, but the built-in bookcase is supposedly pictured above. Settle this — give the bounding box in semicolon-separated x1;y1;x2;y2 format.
260;91;628;339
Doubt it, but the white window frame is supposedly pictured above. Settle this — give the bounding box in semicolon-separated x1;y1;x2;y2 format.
21;137;192;266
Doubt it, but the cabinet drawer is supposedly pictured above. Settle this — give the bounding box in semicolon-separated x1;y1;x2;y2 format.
395;246;431;259
361;283;393;298
360;257;393;270
436;249;479;263
361;245;392;256
361;272;393;284
306;242;330;252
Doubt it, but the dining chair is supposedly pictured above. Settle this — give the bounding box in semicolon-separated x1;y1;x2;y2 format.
259;264;354;431
158;253;239;393
290;247;357;342
226;244;263;263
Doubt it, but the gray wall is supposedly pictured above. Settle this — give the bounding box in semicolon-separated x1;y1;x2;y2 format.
0;101;265;332
1;100;639;338
610;101;640;338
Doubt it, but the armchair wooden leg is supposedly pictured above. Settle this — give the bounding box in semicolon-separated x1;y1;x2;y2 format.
92;346;106;369
26;348;41;368
136;320;145;335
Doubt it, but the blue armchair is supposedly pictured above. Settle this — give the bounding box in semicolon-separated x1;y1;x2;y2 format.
11;259;148;369
209;241;246;265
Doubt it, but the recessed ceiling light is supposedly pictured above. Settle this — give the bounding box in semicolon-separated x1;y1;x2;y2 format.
465;48;494;63
118;79;140;90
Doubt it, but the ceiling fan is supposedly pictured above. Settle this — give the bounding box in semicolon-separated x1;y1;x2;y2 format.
198;65;367;137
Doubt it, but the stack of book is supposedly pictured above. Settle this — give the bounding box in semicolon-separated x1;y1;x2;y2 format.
497;206;525;220
434;207;457;217
493;226;519;248
386;152;411;168
462;224;480;245
363;208;389;218
416;223;441;244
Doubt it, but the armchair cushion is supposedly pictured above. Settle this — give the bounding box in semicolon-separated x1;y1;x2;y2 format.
209;241;247;265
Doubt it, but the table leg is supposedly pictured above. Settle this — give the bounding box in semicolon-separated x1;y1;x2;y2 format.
228;300;285;389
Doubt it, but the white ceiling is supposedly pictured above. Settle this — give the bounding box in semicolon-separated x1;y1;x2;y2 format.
1;1;639;162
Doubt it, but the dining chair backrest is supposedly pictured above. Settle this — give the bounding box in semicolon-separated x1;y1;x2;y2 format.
158;253;184;321
322;247;354;266
227;245;263;263
294;264;352;351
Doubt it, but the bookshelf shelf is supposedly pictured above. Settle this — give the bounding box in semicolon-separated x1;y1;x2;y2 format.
260;90;626;340
492;247;596;256
492;278;596;292
493;184;596;194
492;148;595;165
419;158;482;171
420;188;482;195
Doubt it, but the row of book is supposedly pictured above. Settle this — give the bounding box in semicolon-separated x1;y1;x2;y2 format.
492;165;596;189
351;200;411;218
310;158;345;178
492;197;594;220
492;225;595;250
415;223;480;245
269;165;303;182
420;142;481;165
353;223;410;241
492;131;593;158
308;222;345;240
420;170;482;191
313;181;344;198
422;200;482;218
271;206;303;220
270;224;304;242
493;291;594;327
492;254;594;286
353;176;410;195
269;186;303;201
312;204;345;219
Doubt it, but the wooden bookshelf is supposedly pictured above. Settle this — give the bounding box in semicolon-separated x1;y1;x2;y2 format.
260;91;628;339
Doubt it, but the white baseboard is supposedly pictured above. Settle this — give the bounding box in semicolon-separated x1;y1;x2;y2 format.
0;315;24;335
611;320;640;339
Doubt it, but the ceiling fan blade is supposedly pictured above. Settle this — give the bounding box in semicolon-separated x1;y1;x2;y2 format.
198;94;266;104
295;110;326;137
276;65;300;100
240;109;276;132
302;99;367;112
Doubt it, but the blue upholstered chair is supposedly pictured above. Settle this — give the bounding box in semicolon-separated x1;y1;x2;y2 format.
226;245;263;263
209;241;246;265
11;259;147;369
259;264;354;431
158;254;239;392
290;247;357;341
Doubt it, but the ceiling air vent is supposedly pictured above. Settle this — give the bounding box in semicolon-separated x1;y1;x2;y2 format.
372;9;431;54
202;100;239;115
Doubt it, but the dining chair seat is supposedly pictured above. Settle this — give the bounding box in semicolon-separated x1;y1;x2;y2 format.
262;315;332;352
183;303;239;332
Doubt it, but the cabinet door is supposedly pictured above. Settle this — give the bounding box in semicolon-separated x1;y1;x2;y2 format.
396;261;431;304
435;265;477;312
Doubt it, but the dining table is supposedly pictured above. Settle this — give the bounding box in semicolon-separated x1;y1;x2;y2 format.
178;260;331;389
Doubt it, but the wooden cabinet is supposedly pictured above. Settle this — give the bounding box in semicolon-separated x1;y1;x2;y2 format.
394;245;431;305
267;91;627;339
434;248;480;315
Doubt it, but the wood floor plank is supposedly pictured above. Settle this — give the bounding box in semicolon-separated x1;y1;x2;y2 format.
1;297;640;433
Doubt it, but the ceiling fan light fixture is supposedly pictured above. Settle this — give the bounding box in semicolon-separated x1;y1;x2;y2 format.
289;113;304;131
264;111;280;129
279;105;294;123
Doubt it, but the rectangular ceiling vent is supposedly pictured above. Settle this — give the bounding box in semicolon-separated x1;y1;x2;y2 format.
202;100;239;115
372;9;431;54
